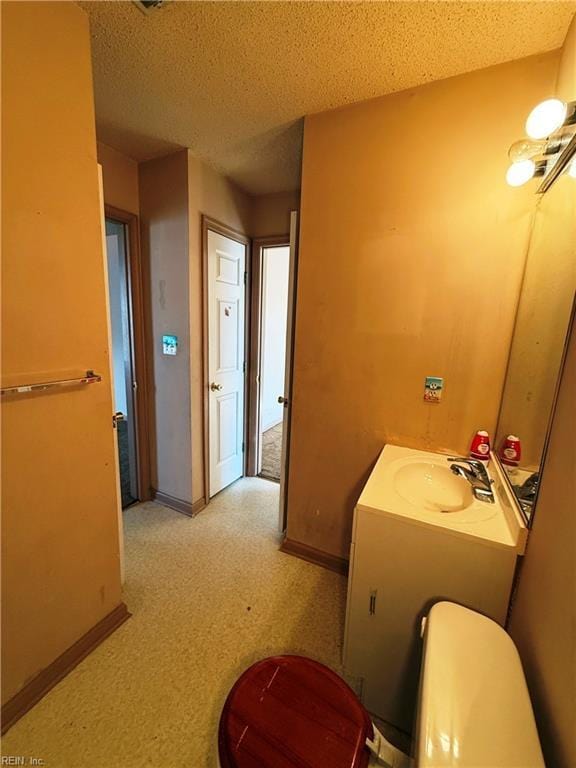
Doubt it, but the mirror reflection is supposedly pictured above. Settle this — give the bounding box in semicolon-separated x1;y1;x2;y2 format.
496;163;575;522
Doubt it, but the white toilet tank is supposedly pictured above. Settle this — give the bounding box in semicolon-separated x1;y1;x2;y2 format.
415;602;545;768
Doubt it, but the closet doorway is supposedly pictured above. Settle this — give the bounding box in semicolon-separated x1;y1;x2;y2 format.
104;206;151;508
257;241;290;481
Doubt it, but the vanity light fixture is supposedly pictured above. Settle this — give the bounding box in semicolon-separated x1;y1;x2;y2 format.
506;97;576;189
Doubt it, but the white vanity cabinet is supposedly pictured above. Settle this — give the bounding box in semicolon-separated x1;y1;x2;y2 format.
342;445;525;733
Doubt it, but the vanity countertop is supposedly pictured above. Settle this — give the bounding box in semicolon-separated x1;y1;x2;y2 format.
357;444;526;551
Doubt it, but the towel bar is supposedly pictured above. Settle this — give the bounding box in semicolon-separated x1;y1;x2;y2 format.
1;370;102;396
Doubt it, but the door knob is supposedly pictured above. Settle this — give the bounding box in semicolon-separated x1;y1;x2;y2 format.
278;396;288;405
210;382;223;392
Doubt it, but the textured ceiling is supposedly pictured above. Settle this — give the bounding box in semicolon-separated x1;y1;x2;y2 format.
80;1;576;194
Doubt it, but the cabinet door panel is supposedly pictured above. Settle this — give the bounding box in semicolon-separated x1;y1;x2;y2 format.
344;509;423;730
343;507;516;732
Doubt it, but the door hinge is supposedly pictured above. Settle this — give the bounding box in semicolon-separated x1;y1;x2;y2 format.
243;361;246;373
244;271;247;285
242;441;245;453
369;589;377;615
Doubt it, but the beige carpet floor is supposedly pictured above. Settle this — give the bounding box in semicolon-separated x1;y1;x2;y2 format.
2;479;349;767
260;423;283;481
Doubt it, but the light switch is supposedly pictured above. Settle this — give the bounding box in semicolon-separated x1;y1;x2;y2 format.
424;376;443;402
162;334;178;356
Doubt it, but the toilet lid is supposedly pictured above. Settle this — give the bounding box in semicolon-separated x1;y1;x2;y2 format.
218;656;373;768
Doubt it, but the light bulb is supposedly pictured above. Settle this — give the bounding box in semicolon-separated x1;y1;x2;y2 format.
508;138;546;162
506;159;536;187
525;99;567;139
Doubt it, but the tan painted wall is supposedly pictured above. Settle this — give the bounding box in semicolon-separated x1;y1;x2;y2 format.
287;52;559;559
508;17;576;768
97;142;140;215
1;2;122;703
187;155;252;504
139;151;192;503
251;191;301;238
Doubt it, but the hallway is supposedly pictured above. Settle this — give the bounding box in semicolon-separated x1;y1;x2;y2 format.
2;479;346;767
260;422;283;481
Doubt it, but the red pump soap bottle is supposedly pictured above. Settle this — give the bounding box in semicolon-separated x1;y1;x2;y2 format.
500;435;522;467
470;430;491;462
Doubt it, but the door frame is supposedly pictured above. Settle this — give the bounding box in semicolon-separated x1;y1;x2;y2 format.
201;215;251;504
105;204;152;502
246;235;290;477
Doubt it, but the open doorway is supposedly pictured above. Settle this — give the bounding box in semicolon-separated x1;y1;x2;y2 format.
203;212;298;530
246;212;299;532
258;243;290;481
104;206;151;509
246;226;297;491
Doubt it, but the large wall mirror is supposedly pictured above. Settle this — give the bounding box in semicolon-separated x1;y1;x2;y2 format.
496;150;576;525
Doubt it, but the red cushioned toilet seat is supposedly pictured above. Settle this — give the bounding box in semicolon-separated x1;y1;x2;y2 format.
218;655;373;768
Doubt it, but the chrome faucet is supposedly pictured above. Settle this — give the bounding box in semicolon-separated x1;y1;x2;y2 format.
447;457;495;504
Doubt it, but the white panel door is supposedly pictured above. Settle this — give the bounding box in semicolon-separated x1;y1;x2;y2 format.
208;229;246;497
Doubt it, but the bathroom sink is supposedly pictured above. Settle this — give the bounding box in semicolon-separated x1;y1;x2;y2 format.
360;448;500;526
393;461;473;513
356;444;525;550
